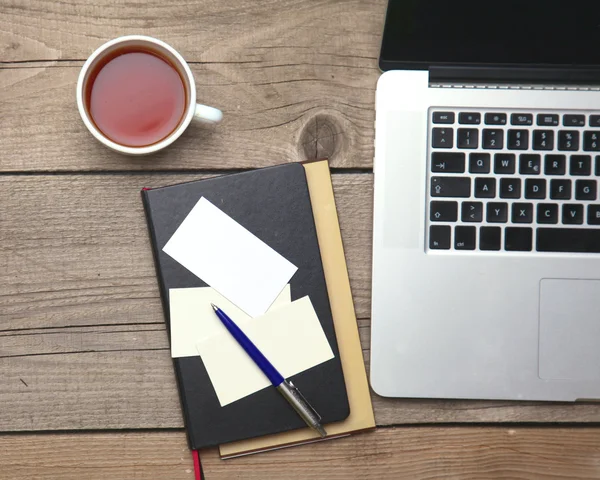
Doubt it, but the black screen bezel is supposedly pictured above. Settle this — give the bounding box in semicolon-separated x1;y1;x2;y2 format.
379;0;600;79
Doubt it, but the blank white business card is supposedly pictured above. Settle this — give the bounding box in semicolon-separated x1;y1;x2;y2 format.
163;197;298;318
169;285;291;358
196;296;335;406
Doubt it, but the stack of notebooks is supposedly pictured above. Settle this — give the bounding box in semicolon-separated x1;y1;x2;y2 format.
142;160;374;462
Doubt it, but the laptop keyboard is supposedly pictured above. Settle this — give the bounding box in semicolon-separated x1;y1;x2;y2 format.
427;109;600;253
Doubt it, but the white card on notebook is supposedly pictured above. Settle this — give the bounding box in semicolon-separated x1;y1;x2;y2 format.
169;285;291;358
196;296;335;406
162;197;298;317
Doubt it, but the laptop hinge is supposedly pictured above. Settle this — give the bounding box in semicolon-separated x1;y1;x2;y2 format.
430;65;600;86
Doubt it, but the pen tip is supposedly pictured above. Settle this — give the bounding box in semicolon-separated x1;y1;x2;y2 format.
315;424;327;438
210;303;219;312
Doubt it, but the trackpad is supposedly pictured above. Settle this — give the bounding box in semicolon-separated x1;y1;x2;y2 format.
539;279;600;380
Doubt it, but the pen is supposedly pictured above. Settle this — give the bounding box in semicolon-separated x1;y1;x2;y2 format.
210;303;327;437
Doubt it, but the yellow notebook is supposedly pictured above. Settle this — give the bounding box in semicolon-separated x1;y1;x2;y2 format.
219;160;375;459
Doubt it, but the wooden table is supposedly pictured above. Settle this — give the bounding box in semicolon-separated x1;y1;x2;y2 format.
1;1;600;478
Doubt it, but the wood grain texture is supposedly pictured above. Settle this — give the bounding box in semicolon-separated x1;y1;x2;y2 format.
3;0;598;474
0;64;375;171
3;427;600;480
0;0;384;62
0;173;371;330
0;0;384;171
0;431;194;480
0;173;368;430
3;174;600;431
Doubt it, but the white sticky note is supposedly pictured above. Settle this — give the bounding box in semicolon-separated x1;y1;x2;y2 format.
169;285;291;358
196;296;335;406
163;197;298;317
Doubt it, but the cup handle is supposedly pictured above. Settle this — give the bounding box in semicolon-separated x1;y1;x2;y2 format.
193;104;223;124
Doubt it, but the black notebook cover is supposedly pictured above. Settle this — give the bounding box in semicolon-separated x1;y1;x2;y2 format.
141;163;349;449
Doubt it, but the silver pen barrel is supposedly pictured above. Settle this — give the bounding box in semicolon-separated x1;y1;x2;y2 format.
276;380;327;437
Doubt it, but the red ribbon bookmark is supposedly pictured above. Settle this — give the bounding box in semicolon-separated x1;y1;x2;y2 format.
192;450;202;480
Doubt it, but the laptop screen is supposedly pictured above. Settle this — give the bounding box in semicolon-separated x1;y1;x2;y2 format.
380;0;600;71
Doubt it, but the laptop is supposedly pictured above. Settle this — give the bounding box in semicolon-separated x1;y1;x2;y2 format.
371;0;600;401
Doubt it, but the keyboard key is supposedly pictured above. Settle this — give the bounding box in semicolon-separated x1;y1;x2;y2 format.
462;202;483;222
537;203;559;224
431;177;471;197
563;114;585;127
474;177;496;198
583;131;600;151
590;115;600;127
459;112;481;125
588;205;600;225
545;154;566;175
533;130;554;150
558;131;580;151
432;112;455;124
576;179;597;200
430;201;458;222
469;153;491;173
505;227;533;252
457;128;479;149
500;178;521;198
511;113;533;126
431;152;465;173
485;113;507;125
430;225;451;250
537;228;600;253
537;114;559;126
432;127;453;148
563;204;584;225
570;155;592;175
483;129;504;149
508;130;529;150
525;178;546;199
494;154;516;174
480;227;501;251
597;156;600;175
512;203;534;223
550;179;572;200
519;154;540;174
487;202;508;223
454;226;476;250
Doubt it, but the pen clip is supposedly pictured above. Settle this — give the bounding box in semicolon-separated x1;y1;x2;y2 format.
287;380;322;422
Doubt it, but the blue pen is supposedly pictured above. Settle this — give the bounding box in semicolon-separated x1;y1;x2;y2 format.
210;303;327;437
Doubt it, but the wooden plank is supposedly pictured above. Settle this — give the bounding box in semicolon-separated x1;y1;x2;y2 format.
3;427;600;479
0;173;371;331
0;0;385;63
0;1;383;172
5;323;600;429
6;323;600;429
201;427;600;479
0;350;183;430
0;63;375;171
3;173;600;430
0;431;194;480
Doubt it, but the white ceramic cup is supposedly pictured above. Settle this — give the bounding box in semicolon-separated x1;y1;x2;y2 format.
76;35;222;155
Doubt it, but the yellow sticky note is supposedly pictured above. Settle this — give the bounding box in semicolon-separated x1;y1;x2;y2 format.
196;296;334;406
169;285;291;358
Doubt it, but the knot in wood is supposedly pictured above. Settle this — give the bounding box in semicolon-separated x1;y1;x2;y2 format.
299;114;343;161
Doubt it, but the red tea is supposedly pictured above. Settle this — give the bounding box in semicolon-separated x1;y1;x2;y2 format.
85;47;187;147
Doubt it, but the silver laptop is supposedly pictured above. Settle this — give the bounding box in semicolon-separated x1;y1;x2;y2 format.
371;0;600;401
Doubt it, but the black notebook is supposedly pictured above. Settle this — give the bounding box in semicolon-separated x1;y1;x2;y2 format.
141;163;349;449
